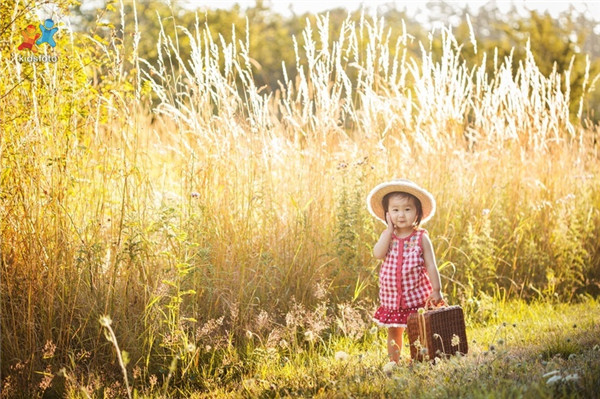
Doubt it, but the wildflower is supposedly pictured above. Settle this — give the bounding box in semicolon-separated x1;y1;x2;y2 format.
337;303;366;339
285;300;306;328
564;373;579;382
433;333;441;340
163;334;175;346
99;316;112;327
191;192;200;198
497;338;505;346
335;351;349;361
2;375;15;397
545;371;581;385
313;282;328;300
266;328;283;348
304;330;315;342
186;343;196;352
196;316;224;341
42;340;56;359
38;365;53;391
308;303;330;337
149;374;158;389
369;326;378;335
451;334;460;347
382;361;396;376
482;208;490;215
543;370;560;378
230;304;239;322
245;330;253;340
546;375;562;385
255;310;270;332
418;308;425;315
419;348;428;356
568;354;576;360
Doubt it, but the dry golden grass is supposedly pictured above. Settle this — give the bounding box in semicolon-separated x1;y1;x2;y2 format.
1;10;599;397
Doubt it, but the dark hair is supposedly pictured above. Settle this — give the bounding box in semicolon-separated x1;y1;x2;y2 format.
382;191;424;226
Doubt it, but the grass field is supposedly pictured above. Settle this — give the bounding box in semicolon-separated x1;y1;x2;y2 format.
4;299;597;397
181;299;600;398
1;9;600;398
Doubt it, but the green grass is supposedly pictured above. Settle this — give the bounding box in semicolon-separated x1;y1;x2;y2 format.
105;299;600;398
3;298;591;398
186;299;600;398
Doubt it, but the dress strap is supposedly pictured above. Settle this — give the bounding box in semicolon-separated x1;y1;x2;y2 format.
415;228;427;248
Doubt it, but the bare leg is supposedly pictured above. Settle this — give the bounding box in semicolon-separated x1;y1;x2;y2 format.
387;327;404;363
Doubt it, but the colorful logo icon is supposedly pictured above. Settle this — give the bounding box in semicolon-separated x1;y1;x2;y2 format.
37;19;58;47
18;18;58;53
18;24;41;53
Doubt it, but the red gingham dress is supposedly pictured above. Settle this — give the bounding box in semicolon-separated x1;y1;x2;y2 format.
373;229;432;327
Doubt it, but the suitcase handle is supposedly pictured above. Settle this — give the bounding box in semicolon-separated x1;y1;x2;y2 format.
423;297;448;309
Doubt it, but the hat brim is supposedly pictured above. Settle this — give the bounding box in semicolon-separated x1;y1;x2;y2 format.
366;180;436;225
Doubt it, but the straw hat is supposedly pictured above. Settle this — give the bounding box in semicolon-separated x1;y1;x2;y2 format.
366;178;436;225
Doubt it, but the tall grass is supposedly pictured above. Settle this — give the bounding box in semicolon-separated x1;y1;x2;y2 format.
1;7;599;397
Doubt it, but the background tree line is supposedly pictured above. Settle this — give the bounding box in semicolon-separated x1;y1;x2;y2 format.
70;0;600;123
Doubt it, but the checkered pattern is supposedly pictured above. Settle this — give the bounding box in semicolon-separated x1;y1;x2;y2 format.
376;229;432;319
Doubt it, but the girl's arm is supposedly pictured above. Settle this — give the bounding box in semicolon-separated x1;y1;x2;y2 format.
373;212;394;259
422;233;443;304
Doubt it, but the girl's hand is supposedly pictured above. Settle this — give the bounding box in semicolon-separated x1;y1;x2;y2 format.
373;213;395;259
426;290;444;307
385;212;394;234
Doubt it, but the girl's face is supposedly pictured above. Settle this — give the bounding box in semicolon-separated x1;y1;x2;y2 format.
387;195;418;232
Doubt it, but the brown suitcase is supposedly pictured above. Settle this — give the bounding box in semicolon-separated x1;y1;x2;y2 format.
407;305;468;361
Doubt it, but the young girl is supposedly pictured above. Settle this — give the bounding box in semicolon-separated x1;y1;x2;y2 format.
366;178;443;363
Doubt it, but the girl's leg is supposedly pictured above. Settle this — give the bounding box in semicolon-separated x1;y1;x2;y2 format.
387;327;404;363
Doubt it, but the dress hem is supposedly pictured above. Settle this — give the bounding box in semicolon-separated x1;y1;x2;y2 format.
372;318;407;328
